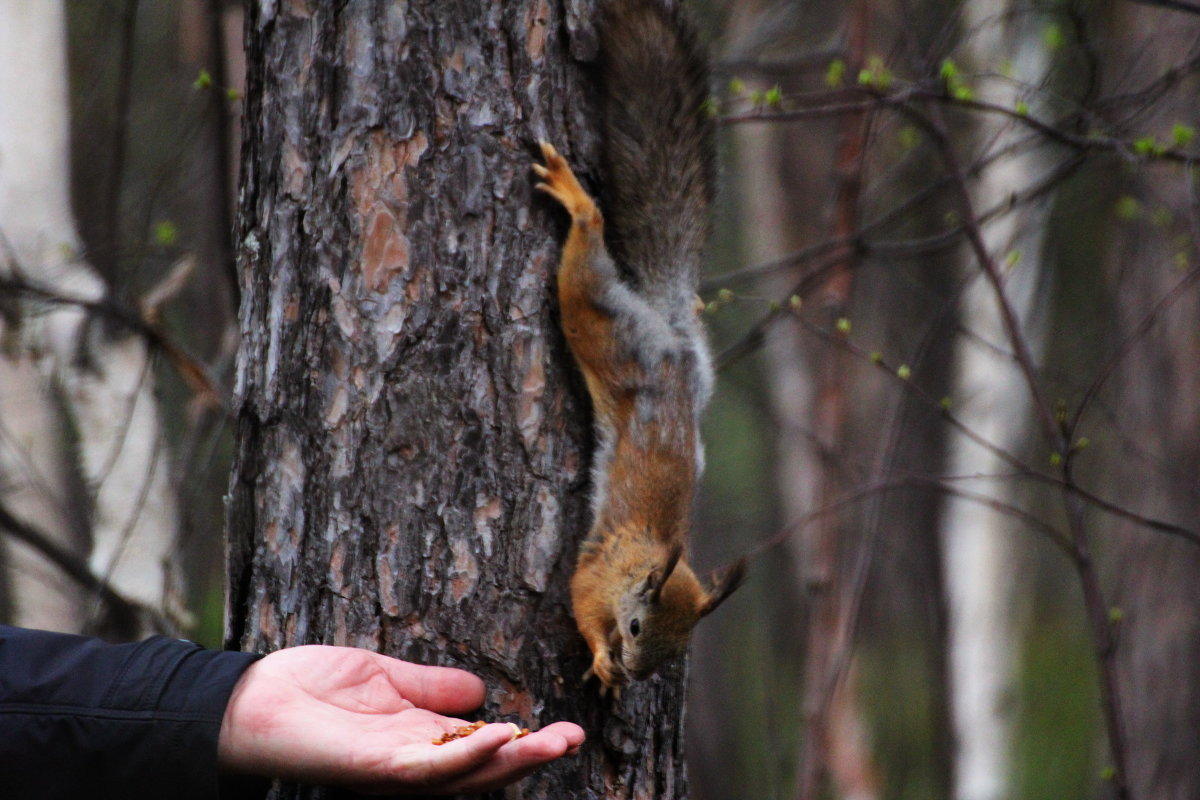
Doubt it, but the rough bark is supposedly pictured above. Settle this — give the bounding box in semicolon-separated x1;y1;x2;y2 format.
227;2;691;797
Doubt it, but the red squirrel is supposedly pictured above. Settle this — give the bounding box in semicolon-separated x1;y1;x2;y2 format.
533;0;745;694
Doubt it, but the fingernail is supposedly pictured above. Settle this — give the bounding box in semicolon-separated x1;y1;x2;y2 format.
506;722;522;741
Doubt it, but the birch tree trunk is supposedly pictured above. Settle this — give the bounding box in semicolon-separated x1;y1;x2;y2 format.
938;4;1054;798
227;2;691;797
0;0;183;637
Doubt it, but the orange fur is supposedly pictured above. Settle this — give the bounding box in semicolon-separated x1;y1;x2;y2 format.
535;142;744;693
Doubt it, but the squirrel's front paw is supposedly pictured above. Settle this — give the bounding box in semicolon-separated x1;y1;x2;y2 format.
591;652;618;687
584;649;626;697
533;141;598;221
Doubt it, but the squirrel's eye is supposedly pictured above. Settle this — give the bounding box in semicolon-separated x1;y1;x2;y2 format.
630;618;641;637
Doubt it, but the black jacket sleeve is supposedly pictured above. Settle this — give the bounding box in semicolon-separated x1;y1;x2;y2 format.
0;625;262;799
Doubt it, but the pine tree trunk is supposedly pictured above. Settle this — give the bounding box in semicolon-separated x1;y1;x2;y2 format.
226;2;690;797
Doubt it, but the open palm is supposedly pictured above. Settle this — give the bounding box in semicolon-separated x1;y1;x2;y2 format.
217;645;583;794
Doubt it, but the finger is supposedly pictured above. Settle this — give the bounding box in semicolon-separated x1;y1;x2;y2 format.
434;722;585;794
398;722;514;783
542;720;585;755
364;653;486;714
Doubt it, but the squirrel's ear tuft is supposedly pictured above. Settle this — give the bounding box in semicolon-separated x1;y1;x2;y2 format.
647;544;685;604
699;557;747;617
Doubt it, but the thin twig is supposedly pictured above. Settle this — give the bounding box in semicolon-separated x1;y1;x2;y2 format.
905;100;1066;453
749;476;1071;562
910;91;1134;800
0;500;141;623
1062;459;1132;800
1069;263;1200;439
1126;0;1200;15
0;275;226;413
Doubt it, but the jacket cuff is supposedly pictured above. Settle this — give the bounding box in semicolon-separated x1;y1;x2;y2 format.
0;628;261;799
136;638;264;796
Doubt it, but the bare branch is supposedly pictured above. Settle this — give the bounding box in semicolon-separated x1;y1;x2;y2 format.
0;274;226;413
0;501;142;623
900;101;1065;454
1126;0;1200;15
1070;263;1200;439
747;476;1071;563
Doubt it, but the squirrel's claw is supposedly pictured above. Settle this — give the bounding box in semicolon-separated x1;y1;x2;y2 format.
584;649;627;699
583;666;623;701
602;683;623;701
536;139;562;166
531;141;560;194
532;141;597;221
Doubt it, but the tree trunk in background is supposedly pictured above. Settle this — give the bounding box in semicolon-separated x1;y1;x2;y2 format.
723;3;880;798
227;2;690;797
0;0;183;637
1102;8;1200;797
0;0;90;630
791;5;878;799
0;361;84;630
938;3;1052;799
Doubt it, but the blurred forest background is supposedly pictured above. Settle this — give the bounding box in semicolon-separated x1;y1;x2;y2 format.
1;1;1198;799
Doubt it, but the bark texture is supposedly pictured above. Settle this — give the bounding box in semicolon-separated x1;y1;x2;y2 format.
228;2;691;797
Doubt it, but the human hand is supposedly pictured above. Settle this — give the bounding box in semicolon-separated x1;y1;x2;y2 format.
217;645;584;794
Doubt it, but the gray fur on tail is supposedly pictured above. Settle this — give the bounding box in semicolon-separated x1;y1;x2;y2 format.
598;0;717;314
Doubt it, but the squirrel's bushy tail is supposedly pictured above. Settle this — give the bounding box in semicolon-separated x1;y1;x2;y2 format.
599;0;716;307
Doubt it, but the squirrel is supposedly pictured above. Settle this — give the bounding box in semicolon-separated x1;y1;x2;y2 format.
533;0;746;694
